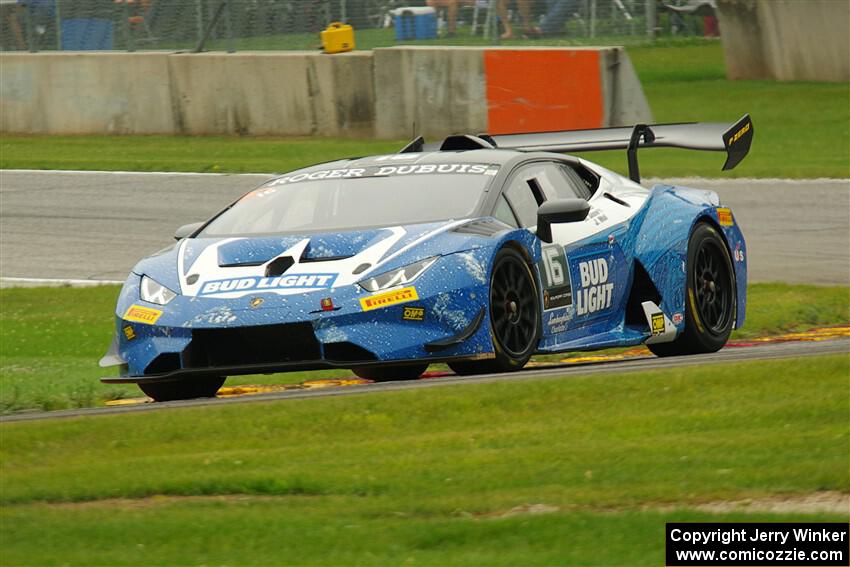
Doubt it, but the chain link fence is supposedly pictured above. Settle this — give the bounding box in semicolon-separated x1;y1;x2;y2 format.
1;0;717;52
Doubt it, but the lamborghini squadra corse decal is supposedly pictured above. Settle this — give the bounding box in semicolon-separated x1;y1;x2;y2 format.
199;274;337;296
266;164;500;187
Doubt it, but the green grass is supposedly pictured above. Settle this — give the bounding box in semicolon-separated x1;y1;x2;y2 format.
1;355;847;565
0;136;402;175
0;283;847;413
1;43;847;177
572;43;850;178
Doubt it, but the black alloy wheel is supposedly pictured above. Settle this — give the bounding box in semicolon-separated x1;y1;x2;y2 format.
139;375;226;402
450;247;540;375
649;222;736;357
693;236;734;334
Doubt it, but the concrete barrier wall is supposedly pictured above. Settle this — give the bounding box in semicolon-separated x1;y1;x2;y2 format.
1;47;651;138
374;46;653;139
717;0;850;82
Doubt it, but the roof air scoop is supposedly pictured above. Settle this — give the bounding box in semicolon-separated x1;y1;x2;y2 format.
399;136;425;153
439;135;495;151
265;256;294;277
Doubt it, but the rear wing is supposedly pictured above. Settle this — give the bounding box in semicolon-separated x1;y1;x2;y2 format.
401;114;753;183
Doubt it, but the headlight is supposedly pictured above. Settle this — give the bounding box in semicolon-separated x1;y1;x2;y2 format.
140;275;177;305
358;257;437;292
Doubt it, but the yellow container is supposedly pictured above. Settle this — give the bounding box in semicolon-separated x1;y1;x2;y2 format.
321;22;355;54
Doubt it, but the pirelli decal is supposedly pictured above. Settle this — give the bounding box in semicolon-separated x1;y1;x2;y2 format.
360;287;418;312
123;304;163;325
716;207;734;227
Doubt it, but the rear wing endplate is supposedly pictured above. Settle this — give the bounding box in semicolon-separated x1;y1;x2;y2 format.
401;115;753;183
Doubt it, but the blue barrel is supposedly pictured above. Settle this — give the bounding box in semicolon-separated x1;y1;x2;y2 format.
394;8;437;40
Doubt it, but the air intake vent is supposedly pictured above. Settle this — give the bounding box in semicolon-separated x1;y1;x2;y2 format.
144;353;181;375
183;323;321;368
625;261;662;327
265;256;294;277
452;219;511;237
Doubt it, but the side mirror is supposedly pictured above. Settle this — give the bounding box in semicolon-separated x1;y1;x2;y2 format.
536;199;590;243
174;222;203;241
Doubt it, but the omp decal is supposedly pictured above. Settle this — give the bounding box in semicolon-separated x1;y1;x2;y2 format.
266;164;499;187
539;245;572;310
402;306;425;321
642;301;676;344
717;207;734;226
727;122;750;145
575;258;614;316
123;305;163;325
199;274;337;296
360;286;418;311
651;313;665;335
123;325;136;340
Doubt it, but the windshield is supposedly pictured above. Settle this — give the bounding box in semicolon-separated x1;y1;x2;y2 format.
198;163;499;236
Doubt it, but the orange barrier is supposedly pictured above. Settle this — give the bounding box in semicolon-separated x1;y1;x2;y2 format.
484;49;604;134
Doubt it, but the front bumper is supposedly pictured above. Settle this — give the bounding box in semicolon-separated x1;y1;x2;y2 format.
101;253;494;383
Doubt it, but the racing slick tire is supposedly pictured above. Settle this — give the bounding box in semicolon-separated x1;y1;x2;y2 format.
352;363;429;382
649;222;736;357
139;376;226;402
449;247;540;375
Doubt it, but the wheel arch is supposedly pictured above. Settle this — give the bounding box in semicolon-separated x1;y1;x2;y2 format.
632;185;746;332
487;230;545;341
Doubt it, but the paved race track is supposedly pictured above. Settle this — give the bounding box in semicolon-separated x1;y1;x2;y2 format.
2;338;846;423
1;171;847;285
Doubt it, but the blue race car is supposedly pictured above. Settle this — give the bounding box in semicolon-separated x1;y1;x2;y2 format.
101;116;753;401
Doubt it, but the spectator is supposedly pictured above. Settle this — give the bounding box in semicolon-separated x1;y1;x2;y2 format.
533;0;577;36
496;0;533;39
427;0;472;36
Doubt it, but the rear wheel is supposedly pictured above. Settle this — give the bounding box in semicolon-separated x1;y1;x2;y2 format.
649;222;736;357
449;247;540;375
352;363;429;382
139;376;226;402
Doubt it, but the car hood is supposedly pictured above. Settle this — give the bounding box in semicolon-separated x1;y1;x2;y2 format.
131;219;509;299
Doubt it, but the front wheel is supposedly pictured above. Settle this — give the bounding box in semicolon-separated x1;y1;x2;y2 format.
450;247;540;375
649;222;736;357
139;376;226;402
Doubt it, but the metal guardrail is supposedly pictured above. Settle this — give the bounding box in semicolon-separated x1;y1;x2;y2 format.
0;0;715;53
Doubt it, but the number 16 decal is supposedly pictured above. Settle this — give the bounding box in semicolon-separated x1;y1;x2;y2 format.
538;245;573;310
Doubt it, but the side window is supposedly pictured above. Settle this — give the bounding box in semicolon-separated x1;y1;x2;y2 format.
504;167;543;227
557;164;593;200
531;163;592;201
494;195;519;227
